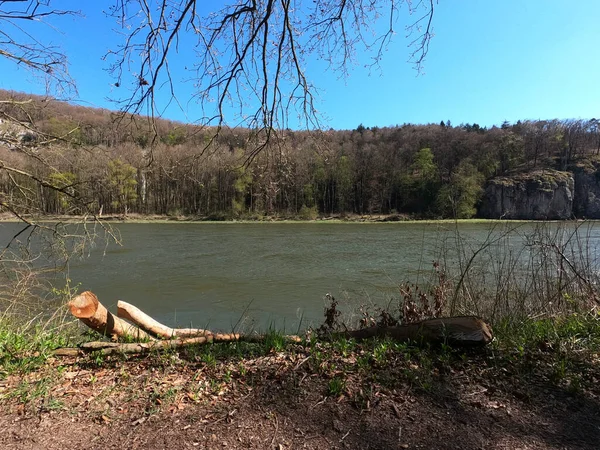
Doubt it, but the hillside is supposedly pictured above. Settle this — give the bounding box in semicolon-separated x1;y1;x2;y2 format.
1;89;599;220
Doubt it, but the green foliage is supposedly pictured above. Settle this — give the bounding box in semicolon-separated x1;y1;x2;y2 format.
302;183;316;208
327;376;346;397
334;155;353;212
401;148;440;215
0;321;74;377
232;166;252;216
43;117;82;145
412;148;437;180
494;313;600;354
161;127;187;146
107;159;138;214
4;91;598;220
298;205;318;220
436;162;484;218
47;171;77;212
498;132;525;173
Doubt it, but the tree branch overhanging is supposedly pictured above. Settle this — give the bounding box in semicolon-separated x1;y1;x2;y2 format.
105;0;436;134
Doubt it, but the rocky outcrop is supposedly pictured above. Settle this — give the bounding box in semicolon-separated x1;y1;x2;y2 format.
572;161;600;218
479;170;574;220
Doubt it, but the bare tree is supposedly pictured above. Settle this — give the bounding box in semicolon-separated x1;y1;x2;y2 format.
0;1;436;224
105;0;436;133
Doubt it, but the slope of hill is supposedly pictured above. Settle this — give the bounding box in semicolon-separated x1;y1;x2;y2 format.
1;89;600;220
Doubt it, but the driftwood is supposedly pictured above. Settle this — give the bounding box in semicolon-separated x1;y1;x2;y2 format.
59;290;492;357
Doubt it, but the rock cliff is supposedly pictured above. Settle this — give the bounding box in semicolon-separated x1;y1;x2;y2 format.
572;161;600;218
479;170;574;220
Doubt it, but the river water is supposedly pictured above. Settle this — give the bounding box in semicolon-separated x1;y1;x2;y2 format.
1;221;599;331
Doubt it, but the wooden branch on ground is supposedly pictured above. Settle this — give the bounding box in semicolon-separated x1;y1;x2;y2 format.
117;300;210;338
54;334;302;357
57;336;210;356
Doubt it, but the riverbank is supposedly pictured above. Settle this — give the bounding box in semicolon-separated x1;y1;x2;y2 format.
0;211;544;225
1;314;599;449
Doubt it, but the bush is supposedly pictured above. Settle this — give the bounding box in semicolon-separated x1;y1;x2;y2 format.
298;205;318;220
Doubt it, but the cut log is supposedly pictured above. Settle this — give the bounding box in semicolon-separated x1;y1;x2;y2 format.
343;316;493;345
68;291;154;341
61;291;492;358
117;300;209;338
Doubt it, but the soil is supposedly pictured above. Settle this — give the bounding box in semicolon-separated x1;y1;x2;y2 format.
1;344;599;450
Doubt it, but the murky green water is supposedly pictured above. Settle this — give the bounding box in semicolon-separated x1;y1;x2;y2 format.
2;221;599;331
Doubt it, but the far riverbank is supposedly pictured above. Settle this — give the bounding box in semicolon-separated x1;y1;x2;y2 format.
0;211;552;225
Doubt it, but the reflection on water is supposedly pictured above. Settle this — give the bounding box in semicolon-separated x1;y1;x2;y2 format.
1;221;598;331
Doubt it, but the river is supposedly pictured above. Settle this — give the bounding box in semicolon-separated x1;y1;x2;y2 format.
1;221;599;331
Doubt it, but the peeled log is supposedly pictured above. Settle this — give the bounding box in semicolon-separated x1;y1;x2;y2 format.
117;300;209;338
343;316;493;345
68;291;153;341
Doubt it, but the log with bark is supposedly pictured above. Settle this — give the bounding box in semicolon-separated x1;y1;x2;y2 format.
58;291;492;356
341;316;493;345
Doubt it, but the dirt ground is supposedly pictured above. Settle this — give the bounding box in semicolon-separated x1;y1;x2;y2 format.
1;344;599;450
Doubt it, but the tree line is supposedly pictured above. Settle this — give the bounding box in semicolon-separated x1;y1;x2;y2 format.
1;91;599;220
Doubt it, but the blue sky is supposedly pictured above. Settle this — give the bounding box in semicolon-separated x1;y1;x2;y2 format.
0;0;598;130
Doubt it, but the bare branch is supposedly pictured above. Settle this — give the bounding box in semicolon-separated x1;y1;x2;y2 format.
105;0;435;136
0;1;80;96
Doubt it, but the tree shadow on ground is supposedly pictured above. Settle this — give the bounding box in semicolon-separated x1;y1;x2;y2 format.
235;348;600;450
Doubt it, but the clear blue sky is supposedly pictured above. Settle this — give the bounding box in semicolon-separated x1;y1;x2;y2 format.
0;0;598;130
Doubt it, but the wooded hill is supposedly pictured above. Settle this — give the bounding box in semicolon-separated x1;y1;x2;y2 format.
1;89;599;220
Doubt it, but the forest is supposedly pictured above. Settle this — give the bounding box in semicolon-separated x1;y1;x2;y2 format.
1;89;599;220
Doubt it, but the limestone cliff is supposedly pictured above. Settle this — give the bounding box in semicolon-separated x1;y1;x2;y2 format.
479;170;574;220
572;161;600;218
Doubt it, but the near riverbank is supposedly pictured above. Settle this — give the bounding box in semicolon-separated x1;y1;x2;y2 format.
1;314;599;449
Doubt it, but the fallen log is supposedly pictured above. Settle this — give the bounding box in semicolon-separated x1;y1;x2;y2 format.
68;291;154;341
117;300;209;338
61;291;491;357
342;316;493;345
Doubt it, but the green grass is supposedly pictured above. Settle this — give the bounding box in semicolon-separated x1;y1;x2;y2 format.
493;313;600;354
0;319;78;377
327;376;346;397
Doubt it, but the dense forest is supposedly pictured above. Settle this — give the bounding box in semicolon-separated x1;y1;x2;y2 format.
1;90;599;220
